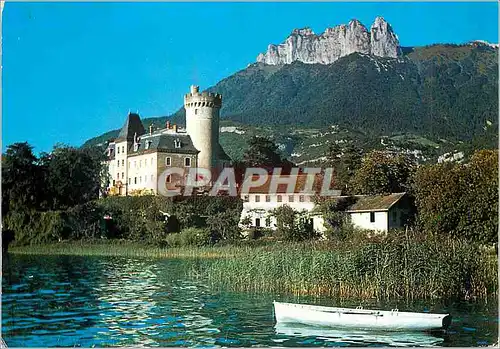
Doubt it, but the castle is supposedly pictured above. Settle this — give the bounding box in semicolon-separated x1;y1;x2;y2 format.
104;85;231;196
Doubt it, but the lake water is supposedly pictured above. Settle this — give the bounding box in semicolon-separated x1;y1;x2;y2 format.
2;255;498;347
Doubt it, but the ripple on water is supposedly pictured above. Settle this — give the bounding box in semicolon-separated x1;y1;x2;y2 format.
2;255;498;347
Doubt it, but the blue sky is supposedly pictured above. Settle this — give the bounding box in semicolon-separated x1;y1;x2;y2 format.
3;2;498;153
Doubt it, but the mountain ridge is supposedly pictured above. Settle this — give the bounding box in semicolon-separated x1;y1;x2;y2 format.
256;17;400;65
83;42;498;163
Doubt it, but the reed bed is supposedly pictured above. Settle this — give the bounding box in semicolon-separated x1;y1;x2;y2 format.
190;236;498;301
10;235;497;301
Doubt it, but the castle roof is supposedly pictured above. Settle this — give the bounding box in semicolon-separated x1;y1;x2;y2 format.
127;132;199;157
116;112;146;141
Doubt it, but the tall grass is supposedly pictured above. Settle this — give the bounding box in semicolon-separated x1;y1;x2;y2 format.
191;233;498;301
10;232;497;301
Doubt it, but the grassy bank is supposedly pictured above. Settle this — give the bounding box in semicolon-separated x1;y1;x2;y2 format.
10;235;498;301
9;240;240;259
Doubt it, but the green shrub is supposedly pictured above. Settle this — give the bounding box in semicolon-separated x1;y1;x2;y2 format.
64;202;102;240
165;227;213;247
206;209;242;241
4;210;66;245
271;205;319;242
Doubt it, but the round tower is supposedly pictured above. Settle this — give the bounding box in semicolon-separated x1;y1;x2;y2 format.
184;85;222;170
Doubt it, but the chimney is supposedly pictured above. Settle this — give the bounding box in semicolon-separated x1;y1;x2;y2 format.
166;120;171;129
174;124;178;133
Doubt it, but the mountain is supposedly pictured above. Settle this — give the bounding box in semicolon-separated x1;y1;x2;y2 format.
257;17;400;65
169;42;497;145
84;29;498;163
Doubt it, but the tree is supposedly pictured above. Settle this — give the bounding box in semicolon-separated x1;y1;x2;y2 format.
413;149;498;244
243;136;285;169
206;209;242;241
352;151;416;195
45;145;106;210
1;142;43;214
315;196;357;240
271;205;317;242
326;142;363;193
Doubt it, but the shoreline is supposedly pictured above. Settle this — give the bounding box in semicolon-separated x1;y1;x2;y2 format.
8;239;498;301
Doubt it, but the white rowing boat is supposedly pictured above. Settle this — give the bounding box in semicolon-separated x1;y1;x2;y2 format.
273;301;451;332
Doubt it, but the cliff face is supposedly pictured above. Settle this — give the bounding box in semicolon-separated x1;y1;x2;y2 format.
256;17;401;65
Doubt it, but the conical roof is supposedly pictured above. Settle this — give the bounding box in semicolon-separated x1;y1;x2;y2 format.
116;112;146;141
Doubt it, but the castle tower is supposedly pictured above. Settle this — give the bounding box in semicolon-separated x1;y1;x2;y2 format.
184;85;222;170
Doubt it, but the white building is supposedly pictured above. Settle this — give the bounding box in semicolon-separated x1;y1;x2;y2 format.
346;192;411;232
239;174;340;234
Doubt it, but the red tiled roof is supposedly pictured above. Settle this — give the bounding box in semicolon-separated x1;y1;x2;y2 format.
239;173;331;195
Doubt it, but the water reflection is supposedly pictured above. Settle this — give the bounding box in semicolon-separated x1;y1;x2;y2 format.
274;323;445;347
2;255;498;347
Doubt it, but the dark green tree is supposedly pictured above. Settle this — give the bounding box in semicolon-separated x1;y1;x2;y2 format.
1;142;43;214
243;136;284;168
352;151;416;195
45;145;106;210
413;149;498;244
327;142;363;193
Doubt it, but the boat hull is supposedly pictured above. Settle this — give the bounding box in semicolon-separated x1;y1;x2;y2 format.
273;302;451;332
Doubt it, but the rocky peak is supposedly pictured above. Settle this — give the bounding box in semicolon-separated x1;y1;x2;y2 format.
370;16;401;57
256;17;401;65
291;27;315;36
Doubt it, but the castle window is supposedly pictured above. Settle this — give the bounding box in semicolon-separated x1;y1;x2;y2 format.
299;195;305;202
121;160;124;166
370;212;376;223
166;175;171;183
289;195;294;202
139;160;142;168
140;176;142;183
117;147;120;154
122;146;125;153
134;177;137;184
195;109;198;115
184;157;191;167
117;160;119;167
265;195;271;202
122;172;124;180
117;173;119;179
113;180;115;186
277;195;282;203
166;157;171;166
174;139;181;148
255;195;260;203
128;178;131;185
